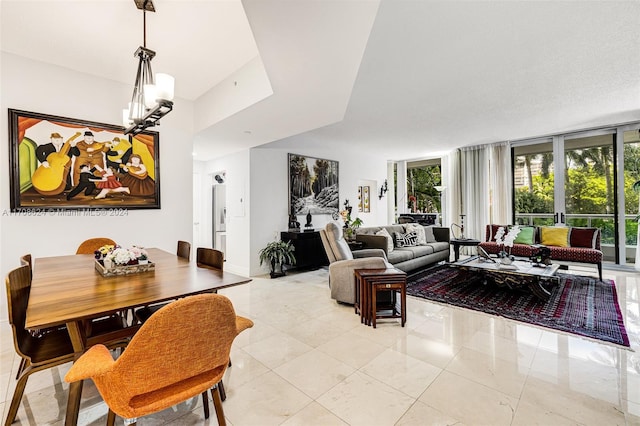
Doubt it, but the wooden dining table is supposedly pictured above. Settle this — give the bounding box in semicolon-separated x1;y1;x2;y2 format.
25;248;252;426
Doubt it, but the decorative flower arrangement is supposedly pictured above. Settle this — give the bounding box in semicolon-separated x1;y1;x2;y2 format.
340;200;362;241
494;225;521;261
95;244;149;266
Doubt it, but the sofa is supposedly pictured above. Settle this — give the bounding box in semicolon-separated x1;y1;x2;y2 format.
355;224;450;272
478;224;603;280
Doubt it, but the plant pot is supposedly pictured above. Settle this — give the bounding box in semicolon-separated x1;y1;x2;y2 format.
270;261;286;279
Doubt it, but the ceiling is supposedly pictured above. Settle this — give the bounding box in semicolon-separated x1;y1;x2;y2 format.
2;1;639;162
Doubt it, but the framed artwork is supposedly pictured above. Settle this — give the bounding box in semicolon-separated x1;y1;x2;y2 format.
357;186;363;212
363;186;370;212
288;153;339;215
8;109;160;211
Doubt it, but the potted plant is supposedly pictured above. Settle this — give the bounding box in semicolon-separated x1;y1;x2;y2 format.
259;240;296;278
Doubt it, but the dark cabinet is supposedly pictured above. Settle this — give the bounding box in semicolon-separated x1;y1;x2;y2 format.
281;231;329;270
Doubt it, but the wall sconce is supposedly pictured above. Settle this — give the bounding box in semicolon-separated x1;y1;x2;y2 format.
378;179;388;199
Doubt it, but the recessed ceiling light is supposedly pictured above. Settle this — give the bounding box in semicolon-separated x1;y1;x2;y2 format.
244;130;252;134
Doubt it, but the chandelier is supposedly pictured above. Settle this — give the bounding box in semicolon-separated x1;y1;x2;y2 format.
123;0;174;135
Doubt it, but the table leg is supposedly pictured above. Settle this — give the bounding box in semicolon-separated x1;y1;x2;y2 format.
371;282;377;329
65;321;87;426
401;282;406;327
453;244;461;262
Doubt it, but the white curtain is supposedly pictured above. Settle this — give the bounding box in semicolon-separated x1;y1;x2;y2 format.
489;142;512;224
444;151;461;229
459;145;490;244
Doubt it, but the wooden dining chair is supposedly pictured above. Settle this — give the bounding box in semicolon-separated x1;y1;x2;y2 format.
4;264;132;425
76;237;116;255
177;240;191;260
196;247;224;270
65;294;253;426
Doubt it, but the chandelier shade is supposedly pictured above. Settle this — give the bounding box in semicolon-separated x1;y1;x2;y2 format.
123;0;174;135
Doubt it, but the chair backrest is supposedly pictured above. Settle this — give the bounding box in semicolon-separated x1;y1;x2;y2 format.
321;223;353;262
20;254;32;281
5;265;34;358
76;237;116;254
77;294;246;419
196;247;224;270
177;240;191;260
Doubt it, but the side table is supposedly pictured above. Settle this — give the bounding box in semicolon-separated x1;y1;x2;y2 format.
450;238;481;262
354;268;407;328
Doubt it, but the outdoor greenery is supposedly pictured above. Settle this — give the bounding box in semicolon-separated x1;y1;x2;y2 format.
515;143;640;245
405;165;442;213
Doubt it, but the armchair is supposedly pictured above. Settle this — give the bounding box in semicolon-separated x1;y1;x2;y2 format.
319;222;390;304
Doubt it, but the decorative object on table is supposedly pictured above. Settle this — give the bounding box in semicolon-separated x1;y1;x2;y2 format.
94;245;154;277
407;265;629;347
340;200;363;242
287;206;300;231
304;210;313;230
8;109;161;211
121;0;174;136
288;153;339;216
258;240;296;278
450;214;466;239
477;245;497;263
378;179;388;200
530;244;552;267
493;225;521;265
363;186;370;213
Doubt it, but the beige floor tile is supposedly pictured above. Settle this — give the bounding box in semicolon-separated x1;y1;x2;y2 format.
222;371;312;425
395;400;465;426
316;330;388;369
360;348;442;398
445;347;528;398
274;349;355;399
241;331;313;369
418;370;518;426
280;401;349;426
316;371;415;425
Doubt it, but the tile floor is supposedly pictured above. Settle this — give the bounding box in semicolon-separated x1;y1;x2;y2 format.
1;264;639;425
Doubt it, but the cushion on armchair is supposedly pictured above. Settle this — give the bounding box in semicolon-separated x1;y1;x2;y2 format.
513;226;535;245
570;227;599;249
540;226;569;247
325;222;353;261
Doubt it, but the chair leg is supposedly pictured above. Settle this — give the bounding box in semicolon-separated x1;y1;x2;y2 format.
597;262;603;281
211;385;226;426
5;369;30;426
107;409;116;426
218;380;226;402
201;391;210;419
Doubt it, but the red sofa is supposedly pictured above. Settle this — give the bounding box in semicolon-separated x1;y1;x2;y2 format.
478;224;603;280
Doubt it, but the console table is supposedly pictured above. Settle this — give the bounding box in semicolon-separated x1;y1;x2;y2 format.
280;231;329;270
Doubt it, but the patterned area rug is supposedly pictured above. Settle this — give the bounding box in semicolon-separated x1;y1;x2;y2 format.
407;265;630;347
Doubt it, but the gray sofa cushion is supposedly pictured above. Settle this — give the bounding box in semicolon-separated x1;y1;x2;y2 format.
325;222;353;261
396;245;435;257
387;249;414;264
426;241;449;252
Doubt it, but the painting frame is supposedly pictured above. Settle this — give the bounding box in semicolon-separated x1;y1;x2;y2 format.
8;109;161;212
363;185;370;213
288;153;339;216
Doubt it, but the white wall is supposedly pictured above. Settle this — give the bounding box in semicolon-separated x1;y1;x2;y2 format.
0;53;194;320
248;145;389;276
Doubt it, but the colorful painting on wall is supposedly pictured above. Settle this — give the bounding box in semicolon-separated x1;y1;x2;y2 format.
357;186;363;212
363;186;370;212
8;109;160;211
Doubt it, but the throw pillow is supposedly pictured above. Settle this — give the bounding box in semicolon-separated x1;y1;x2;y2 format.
570;227;598;249
404;223;426;245
513;226;535;245
375;228;394;253
540;226;569;247
424;226;436;243
395;231;418;248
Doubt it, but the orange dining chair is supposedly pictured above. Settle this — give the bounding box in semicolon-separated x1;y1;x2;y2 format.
4;265;129;425
76;237;116;255
65;293;253;426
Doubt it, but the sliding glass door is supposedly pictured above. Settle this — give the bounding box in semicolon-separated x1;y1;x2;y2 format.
514;125;640;267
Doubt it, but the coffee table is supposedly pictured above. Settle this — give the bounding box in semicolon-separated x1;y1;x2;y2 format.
453;256;560;300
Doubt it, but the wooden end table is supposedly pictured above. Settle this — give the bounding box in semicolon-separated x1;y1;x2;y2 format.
354;268;407;328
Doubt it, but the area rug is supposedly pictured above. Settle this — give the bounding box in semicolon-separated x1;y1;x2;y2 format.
407;265;630;347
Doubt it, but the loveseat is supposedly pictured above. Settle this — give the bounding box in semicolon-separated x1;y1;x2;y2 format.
355;224;450;272
478;224;603;280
